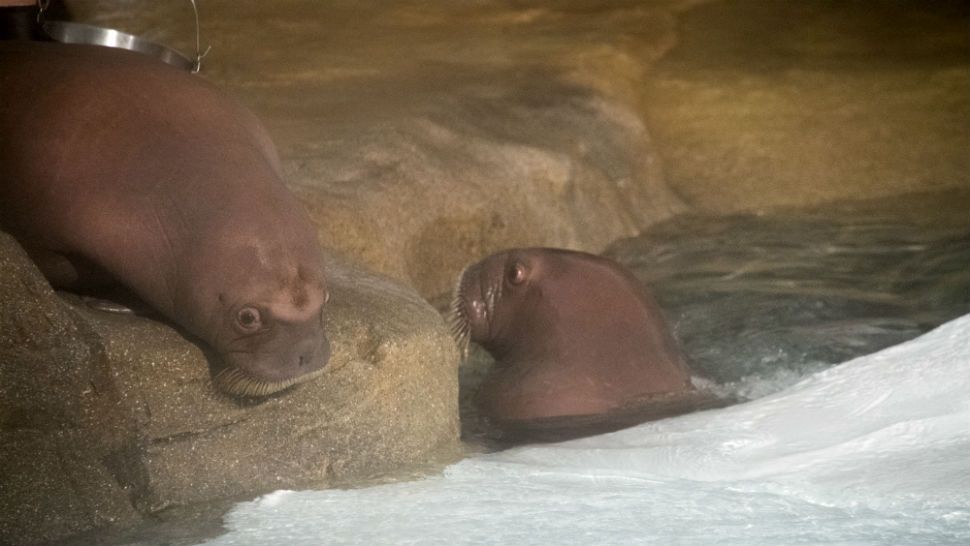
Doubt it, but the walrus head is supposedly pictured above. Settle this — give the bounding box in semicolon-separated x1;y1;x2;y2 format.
449;247;695;423
211;275;331;398
449;247;572;363
179;237;332;398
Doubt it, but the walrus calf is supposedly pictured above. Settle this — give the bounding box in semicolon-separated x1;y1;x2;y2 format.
450;248;701;439
0;42;330;396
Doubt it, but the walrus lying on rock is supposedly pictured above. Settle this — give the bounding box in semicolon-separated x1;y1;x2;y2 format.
450;248;715;442
0;42;330;397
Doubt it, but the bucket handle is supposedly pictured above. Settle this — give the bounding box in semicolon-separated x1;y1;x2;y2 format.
36;0;210;73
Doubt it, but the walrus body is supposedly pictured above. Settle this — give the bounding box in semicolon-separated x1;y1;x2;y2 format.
451;248;697;432
0;42;330;396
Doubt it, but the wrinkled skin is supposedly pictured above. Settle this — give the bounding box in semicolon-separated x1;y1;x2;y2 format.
451;248;693;422
0;42;330;396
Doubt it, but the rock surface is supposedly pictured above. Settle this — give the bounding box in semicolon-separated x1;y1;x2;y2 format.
0;232;460;545
0;233;139;545
640;0;970;213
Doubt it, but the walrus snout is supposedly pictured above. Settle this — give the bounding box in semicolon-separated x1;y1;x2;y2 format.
449;260;496;358
278;330;331;376
215;321;331;397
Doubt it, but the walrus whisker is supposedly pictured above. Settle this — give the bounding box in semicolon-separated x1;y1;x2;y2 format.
213;365;326;398
451;319;470;360
447;266;473;360
448;304;470;359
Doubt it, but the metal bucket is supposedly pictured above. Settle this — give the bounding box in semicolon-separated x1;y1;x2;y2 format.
38;0;207;72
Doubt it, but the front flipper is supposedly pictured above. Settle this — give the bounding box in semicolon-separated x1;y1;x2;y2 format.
23;245;154;316
21;245;112;290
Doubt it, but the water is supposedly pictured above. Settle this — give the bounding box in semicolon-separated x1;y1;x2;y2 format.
192;203;970;546
609;208;969;396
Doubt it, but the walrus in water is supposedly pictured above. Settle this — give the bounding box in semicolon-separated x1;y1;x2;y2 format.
450;248;707;441
0;42;330;397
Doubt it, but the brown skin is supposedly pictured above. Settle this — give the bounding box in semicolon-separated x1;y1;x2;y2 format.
451;248;694;423
0;42;330;396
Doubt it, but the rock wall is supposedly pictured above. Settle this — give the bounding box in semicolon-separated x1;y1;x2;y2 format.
639;0;970;213
0;233;139;544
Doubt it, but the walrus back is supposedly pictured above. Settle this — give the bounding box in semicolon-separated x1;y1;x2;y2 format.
0;41;309;312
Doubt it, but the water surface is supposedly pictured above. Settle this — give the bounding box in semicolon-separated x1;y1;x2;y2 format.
607;196;969;398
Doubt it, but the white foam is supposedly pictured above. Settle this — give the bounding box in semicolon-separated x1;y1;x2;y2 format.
198;315;970;546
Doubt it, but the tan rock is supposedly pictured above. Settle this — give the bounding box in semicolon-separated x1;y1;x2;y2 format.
0;232;139;544
639;0;970;213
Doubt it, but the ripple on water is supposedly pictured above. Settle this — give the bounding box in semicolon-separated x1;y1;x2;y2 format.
605;198;970;399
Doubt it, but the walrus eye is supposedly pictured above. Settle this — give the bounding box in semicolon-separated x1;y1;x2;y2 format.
507;263;527;286
236;307;262;333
